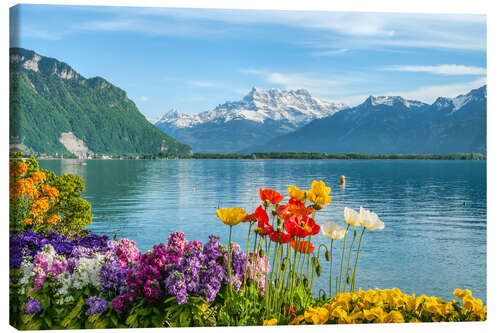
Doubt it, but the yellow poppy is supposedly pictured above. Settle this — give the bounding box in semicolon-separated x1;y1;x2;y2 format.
307;180;331;206
288;185;308;201
216;207;248;226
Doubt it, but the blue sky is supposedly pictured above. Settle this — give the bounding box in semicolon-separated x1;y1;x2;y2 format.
10;4;486;119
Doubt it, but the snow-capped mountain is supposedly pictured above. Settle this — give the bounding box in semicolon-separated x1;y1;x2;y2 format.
155;88;346;153
364;95;427;109
244;86;486;154
433;85;487;112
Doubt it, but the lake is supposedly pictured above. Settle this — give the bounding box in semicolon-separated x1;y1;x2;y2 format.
38;159;487;303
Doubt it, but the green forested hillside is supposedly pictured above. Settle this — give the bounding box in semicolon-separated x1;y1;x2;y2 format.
10;47;192;156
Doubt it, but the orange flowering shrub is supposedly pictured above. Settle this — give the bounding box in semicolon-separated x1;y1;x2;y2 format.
10;155;61;233
9;153;92;236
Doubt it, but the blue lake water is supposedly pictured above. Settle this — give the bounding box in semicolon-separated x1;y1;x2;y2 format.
38;159;487;303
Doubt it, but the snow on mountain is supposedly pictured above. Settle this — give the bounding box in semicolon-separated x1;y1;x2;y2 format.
155;87;347;128
433;85;486;112
365;95;427;109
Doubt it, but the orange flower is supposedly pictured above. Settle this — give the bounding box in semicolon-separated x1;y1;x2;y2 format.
291;240;315;254
287;198;314;217
30;171;47;185
259;188;284;206
47;215;61;225
24;218;33;225
15;162;28;177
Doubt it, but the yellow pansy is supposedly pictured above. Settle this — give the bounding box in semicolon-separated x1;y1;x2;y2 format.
453;289;472;300
216;207;248;226
383;310;405;323
304;306;329;325
307;180;332;206
263;318;278;326
288;185;308;201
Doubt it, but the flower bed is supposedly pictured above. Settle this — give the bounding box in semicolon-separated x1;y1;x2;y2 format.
9;154;486;328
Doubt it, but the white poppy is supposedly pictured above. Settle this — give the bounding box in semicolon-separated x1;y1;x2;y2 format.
359;206;385;231
344;206;361;227
321;222;347;240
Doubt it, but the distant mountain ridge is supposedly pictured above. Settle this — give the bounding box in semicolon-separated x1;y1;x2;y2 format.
155;87;346;152
10;47;192;156
243;85;486;154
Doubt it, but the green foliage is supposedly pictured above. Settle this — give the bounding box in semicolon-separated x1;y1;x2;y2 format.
44;171;93;236
10;47;192;156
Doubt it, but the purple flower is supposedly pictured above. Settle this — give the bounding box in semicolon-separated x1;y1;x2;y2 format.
85;296;108;316
24;297;42;314
100;260;128;294
165;271;188;304
111;293;135;314
166;231;187;264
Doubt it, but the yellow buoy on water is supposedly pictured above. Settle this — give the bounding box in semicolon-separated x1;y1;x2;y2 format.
340;175;345;185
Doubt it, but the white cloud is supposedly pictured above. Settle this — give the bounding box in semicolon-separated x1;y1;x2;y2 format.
139;96;150;101
240;68;356;97
311;48;349;56
381;64;486;75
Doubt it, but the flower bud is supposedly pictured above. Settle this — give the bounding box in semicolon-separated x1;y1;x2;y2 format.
303;277;308;286
316;265;322;277
259;249;264;258
281;262;286;270
277;226;282;233
311;256;318;267
322;293;326;301
325;250;330;262
272;208;278;216
246;278;252;286
353;230;358;239
313;203;323;211
346;272;350;284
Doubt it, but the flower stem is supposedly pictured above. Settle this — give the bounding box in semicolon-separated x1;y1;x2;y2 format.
227;225;233;297
338;224;350;294
343;229;357;293
351;227;366;293
329;238;334;298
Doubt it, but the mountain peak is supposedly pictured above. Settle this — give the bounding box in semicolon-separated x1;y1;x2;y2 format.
432;85;486;112
364;95;426;109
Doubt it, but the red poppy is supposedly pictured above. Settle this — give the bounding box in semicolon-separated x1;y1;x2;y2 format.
287;198;314;217
254;205;269;224
269;229;292;243
259;188;285;205
291;240;315;254
284;215;320;238
276;204;291;220
244;205;269;223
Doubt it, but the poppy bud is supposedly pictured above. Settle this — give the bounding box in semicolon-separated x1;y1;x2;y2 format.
353;230;358;239
313;203;323;211
246;278;252;286
325;250;330;262
322;293;326;301
303;277;308;286
311;256;318;267
316;265;322;277
272;208;278;216
346;272;350;284
277;226;282;233
259;249;264;257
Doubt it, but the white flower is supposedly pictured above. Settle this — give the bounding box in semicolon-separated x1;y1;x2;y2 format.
71;253;105;289
344;206;361;227
359;206;385;231
321;222;347;240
